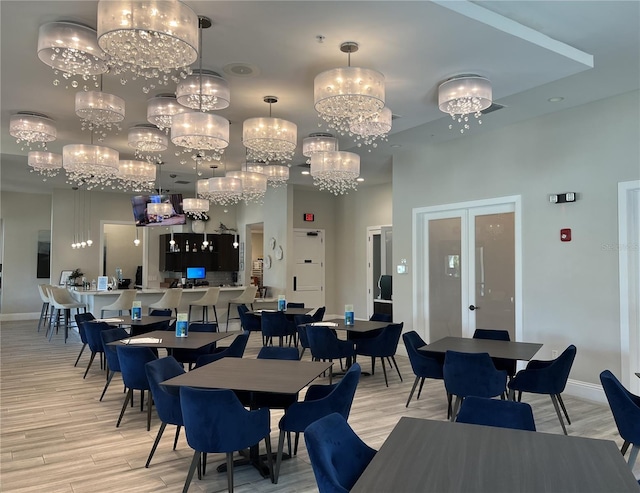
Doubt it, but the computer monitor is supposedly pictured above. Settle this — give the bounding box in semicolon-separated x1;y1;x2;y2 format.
186;266;206;280
379;275;392;300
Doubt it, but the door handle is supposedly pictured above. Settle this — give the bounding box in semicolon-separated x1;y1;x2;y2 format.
469;304;479;311
293;276;297;291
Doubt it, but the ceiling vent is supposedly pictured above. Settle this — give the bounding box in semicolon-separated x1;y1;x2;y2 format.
482;102;506;115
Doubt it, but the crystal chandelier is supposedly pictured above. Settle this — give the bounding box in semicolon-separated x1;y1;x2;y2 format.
9;112;56;150
203;176;243;206
147;93;191;131
147;162;173;217
128;124;168;162
245;162;289;188
96;0;199;90
28;151;62;180
310;151;360;195
314;42;385;135
227;170;268;204
63;143;119;189
349;106;392;149
176;69;230;111
37;21;108;90
117;160;156;191
183;157;210;214
242;96;297;163
75;90;125;140
302;133;338;164
438;75;492;134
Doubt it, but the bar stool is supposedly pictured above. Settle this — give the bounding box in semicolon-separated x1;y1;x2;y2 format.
226;285;258;331
148;288;182;316
37;284;53;333
47;286;87;343
101;290;137;318
188;287;220;324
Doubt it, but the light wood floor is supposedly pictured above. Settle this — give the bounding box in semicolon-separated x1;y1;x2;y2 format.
1;319;638;492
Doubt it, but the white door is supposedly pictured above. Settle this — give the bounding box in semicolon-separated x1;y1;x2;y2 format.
292;229;325;308
414;196;521;342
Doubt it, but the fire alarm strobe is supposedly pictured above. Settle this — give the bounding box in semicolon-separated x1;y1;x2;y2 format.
560;229;571;242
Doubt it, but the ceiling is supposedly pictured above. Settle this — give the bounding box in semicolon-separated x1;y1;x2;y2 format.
1;1;638;195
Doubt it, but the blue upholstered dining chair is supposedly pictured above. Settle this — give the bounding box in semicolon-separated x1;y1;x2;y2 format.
116;345;158;431
312;306;326;322
194;331;249;368
354;322;404;387
306;325;356;384
402;331;449;415
82;320;112;378
473;329;517;381
508;345;576;435
305;413;377;493
99;327;129;401
144;357;185;468
444;350;507;421
600;370;640;468
237;304;261;339
273;362;361;484
294;314;314;360
369;312;392;323
456;396;536;431
73;312;96;367
261;310;290;347
171;322;218;370
180;387;273;492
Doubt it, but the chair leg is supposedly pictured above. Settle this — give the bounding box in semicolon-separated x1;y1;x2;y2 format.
83;352;97;379
74;343;87;367
145;422;167;468
147;389;153;431
100;370;115;401
117;388;133;427
173;425;181;450
182;450;201;493
450;396;462;422
226;451;234;492
212;306;219;325
556;393;571;424
203;306;208;323
37;303;47;332
447;392;452;419
406;376;420;407
371;356;376;375
226;303;232;330
380;357;389;387
390;356;403;382
550;394;568;435
417;377;426;400
621;440;630;455
274;429;286;484
264;434;274;483
293;432;300;456
188;305;192;322
627;444;639;468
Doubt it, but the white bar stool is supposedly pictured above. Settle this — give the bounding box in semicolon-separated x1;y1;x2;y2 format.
188;287;220;324
100;290;137;318
148;288;183;316
226;285;258;331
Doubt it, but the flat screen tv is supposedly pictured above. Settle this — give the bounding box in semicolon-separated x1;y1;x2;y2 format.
131;193;186;227
186;266;206;280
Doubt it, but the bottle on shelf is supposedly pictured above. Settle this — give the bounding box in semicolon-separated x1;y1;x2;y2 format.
185;239;189;252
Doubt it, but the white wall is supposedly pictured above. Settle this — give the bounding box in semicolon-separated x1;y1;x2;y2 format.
391;90;640;386
261;186;293;298
103;224;142;282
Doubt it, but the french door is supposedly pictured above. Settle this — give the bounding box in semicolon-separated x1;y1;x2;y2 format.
414;196;522;342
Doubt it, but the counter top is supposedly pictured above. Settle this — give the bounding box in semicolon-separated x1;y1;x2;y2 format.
72;286;245;296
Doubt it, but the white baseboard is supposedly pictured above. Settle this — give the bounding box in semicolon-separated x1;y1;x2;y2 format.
0;312;40;322
565;378;606;404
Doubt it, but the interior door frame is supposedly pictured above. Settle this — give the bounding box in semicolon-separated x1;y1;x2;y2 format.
413;195;522;342
366;224;392;317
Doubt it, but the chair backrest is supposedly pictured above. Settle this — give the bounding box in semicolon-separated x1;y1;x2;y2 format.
257;346;299;360
84;321;112;352
149;309;172;317
150;288;182;310
600;370;640;443
360;322;403;357
305;413;377;493
238;305;261;332
180;387;269;453
294;315;314;349
188;322;218;333
100;327;129;372
402;331;444;379
105;290;137;311
312;306;326;322
473;329;511;341
306;326;350;360
456;396;536;431
145;356;185;425
233;285;258;304
38;284;51;303
74;312;96;344
369;312;392;323
193;286;220;305
287;302;305;309
527;345;577;394
195;331;249;367
261;310;289;338
443;350;507;399
51;286;83;306
116;345;158;390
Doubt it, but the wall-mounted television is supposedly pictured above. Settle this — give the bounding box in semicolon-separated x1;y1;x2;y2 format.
131;193;186;227
186;266;206;280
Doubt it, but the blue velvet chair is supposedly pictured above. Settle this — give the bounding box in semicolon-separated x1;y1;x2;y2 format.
171;322;218;370
306;326;356;384
456;396;536;431
73;312;96;367
369;312;392;323
444;350;507;421
305;413;376;493
355;322;404;387
312;306;326;322
82;321;112;378
116;345;158;431
294;314;314;360
473;329;517;381
274;362;361;483
144;357;185;468
600;370;640;468
99;327;129;401
195;331;249;368
508;345;576;435
261;310;290;347
402;331;449;415
180;387;273;492
237;304;261;341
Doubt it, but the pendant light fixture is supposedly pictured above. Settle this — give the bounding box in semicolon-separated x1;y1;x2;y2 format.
438;74;492;134
310;150;360;195
242;96;297;163
147;161;172;217
349;106;392;148
183;155;210;216
176;69;230;111
10;112;57;151
28;151;62;180
302;133;338;164
63;127;119;190
147;93;191;132
74;75;125;141
117;160;156;191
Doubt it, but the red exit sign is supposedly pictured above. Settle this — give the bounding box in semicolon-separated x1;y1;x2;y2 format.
303;213;315;222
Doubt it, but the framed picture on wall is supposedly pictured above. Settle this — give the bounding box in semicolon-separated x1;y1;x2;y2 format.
59;270;73;286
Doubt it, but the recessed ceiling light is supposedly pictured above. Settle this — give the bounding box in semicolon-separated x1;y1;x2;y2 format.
356;177;364;182
390;144;402;148
223;62;260;78
548;97;564;103
301;170;310;175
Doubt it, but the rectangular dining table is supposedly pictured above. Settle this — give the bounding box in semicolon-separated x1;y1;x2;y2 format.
163;357;333;477
249;307;314;318
351;417;640;492
420;336;543;361
316;318;390;334
108;329;237;353
93;315;176;336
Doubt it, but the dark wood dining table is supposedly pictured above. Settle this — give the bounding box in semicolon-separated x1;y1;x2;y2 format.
107;329;237;354
93;315;176;336
351;417;640;492
420;335;543;361
249;307;314;318
163;357;333;477
315;318;390;335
